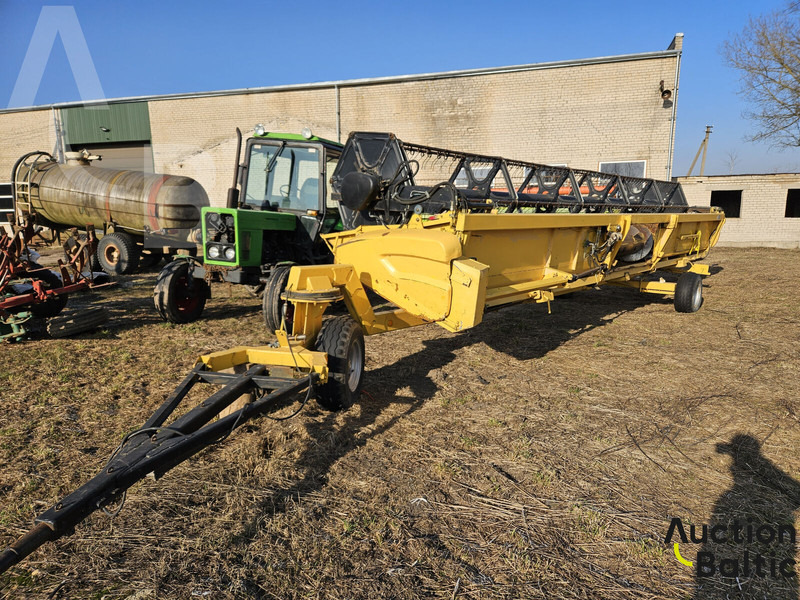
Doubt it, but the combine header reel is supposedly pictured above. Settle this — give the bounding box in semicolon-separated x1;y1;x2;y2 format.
0;132;725;573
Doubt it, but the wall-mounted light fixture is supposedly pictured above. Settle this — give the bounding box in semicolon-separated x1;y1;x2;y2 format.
99;126;110;132
659;80;672;100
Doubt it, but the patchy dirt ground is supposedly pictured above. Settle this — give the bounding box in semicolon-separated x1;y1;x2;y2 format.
1;246;799;599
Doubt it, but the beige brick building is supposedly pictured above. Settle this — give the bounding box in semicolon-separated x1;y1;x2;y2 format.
1;36;683;212
677;174;800;248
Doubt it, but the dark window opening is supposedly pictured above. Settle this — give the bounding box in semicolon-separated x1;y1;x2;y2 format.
710;190;741;218
0;183;12;211
786;189;800;218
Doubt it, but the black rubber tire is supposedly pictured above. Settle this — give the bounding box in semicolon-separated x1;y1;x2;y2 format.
262;266;293;332
97;232;140;275
314;315;365;411
47;307;110;338
153;260;209;323
674;272;703;313
30;268;69;318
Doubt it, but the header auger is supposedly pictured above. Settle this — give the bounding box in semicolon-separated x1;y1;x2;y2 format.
0;132;724;573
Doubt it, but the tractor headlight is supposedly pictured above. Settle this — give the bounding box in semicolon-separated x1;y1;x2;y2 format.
207;245;221;259
224;247;236;261
254;123;266;136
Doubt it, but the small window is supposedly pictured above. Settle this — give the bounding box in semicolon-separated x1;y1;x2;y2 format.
710;190;741;218
598;160;646;178
786;189;800;218
0;183;12;215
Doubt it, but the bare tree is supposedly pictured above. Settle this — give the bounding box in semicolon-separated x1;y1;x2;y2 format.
723;2;800;147
723;149;740;174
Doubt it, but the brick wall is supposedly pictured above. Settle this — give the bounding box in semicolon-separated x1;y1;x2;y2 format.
147;88;339;203
142;52;678;204
677;174;800;248
0;109;56;182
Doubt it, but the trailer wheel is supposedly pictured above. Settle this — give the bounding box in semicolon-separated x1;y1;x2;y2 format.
153;260;209;323
98;232;140;275
47;307;110;338
262;266;293;332
674;272;703;313
30;269;69;318
314;316;365;411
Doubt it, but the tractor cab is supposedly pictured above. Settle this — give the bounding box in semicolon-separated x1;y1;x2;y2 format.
155;130;344;328
241;130;343;236
200;130;343;275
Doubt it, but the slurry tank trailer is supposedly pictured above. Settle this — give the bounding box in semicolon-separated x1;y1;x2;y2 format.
0;132;725;573
11;150;209;274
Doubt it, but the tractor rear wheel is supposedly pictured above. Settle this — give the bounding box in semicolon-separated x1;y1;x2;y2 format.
153;260;209;323
98;232;140;275
314;315;365;411
674;272;703;313
262;266;293;332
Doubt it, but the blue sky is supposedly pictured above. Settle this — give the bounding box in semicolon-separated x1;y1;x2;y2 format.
1;0;798;176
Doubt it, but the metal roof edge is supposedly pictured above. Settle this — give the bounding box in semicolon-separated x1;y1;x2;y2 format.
676;173;800;179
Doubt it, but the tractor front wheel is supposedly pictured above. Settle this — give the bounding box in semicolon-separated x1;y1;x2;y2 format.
314;315;365;411
153;260;209;323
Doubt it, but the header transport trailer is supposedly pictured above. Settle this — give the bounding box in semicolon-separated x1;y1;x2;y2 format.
0;132;724;572
11;150;209;274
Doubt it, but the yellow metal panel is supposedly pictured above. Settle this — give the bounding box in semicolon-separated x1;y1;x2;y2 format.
442;258;489;332
608;279;676;295
199;345;328;379
332;227;462;322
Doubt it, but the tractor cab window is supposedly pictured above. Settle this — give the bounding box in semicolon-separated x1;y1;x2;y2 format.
325;152;340;209
244;143;321;212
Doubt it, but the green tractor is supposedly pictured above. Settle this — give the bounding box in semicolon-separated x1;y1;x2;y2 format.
153;128;343;330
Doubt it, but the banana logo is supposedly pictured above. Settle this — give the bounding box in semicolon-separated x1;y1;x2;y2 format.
674;543;693;567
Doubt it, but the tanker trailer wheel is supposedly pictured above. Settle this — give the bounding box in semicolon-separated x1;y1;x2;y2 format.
314;315;365;411
30;269;69;318
153;260;209;323
674;272;703;313
262;265;294;332
97;232;140;275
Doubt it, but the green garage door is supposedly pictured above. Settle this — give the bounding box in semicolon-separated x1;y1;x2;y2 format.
61;103;154;172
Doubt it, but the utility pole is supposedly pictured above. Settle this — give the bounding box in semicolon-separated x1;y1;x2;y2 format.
687;125;713;176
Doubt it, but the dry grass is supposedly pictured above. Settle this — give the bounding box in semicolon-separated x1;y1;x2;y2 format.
1;247;799;599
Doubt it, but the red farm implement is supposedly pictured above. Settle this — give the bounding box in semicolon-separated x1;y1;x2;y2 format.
0;220;107;341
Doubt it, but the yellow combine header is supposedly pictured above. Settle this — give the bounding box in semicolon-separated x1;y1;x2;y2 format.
205;132;724;409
